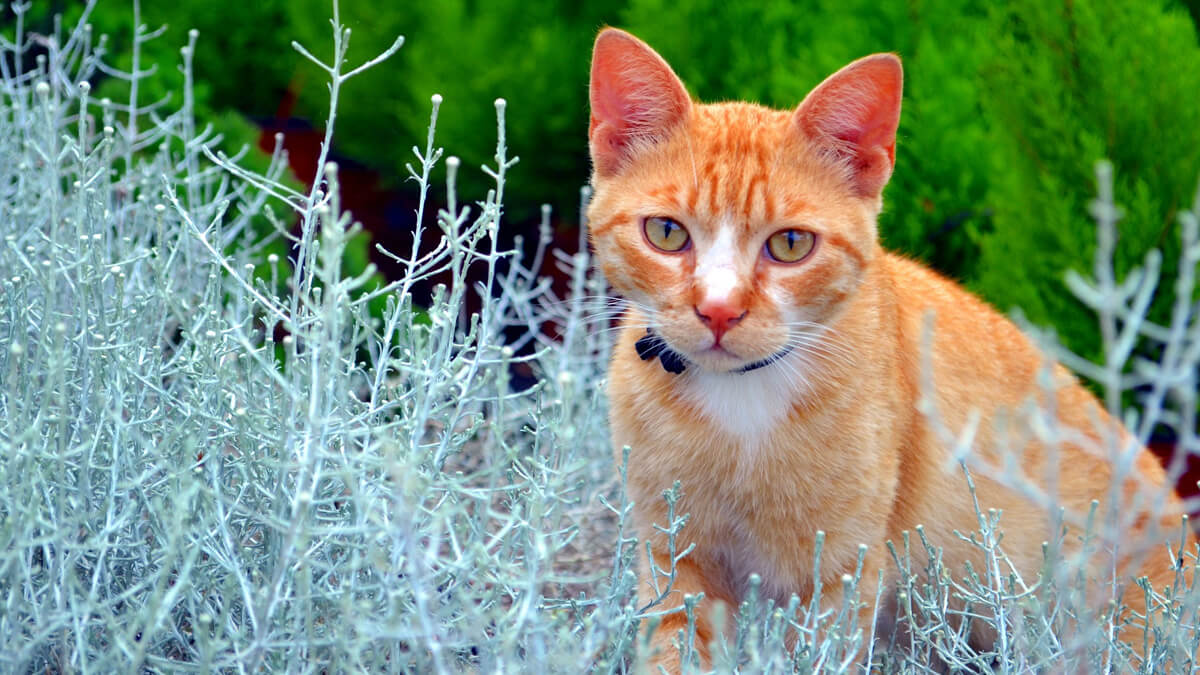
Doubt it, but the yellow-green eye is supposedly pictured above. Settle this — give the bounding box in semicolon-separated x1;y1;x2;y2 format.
643;216;690;252
765;229;816;263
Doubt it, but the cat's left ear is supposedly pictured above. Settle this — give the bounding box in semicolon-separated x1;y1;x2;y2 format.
793;54;902;199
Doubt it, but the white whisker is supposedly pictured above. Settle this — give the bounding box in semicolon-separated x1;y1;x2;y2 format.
775;325;857;372
784;336;854;363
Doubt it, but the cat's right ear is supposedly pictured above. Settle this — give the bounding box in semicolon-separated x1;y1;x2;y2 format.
589;28;692;177
793;54;903;199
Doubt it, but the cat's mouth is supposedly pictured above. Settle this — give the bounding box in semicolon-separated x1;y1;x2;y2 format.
698;343;795;374
702;345;741;359
635;328;793;375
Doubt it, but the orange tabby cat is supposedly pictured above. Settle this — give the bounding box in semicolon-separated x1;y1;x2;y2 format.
587;28;1194;671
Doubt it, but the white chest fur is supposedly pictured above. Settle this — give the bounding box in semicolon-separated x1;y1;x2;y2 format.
675;354;812;447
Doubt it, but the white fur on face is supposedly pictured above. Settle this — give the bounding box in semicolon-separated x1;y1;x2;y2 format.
693;221;739;307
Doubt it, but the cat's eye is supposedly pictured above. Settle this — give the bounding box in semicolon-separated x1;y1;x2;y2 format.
765;229;816;263
643;216;691;252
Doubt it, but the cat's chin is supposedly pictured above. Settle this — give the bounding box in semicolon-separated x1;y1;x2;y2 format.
691;345;767;373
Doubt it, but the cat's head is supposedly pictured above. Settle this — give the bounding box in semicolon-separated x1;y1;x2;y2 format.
587;28;901;374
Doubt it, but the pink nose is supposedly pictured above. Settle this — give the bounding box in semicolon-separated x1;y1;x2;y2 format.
695;300;747;344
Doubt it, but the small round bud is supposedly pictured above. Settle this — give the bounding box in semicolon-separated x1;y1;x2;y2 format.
110;265;120;275
446;156;460;169
431;93;443;105
35;82;50;97
10;342;24;356
78;81;90;94
268;254;279;264
154;204;166;213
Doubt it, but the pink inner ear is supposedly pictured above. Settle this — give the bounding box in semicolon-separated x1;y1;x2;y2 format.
795;54;903;198
589;29;691;176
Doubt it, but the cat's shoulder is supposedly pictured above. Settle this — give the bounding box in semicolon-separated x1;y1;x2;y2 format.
879;250;1005;319
878;250;1045;377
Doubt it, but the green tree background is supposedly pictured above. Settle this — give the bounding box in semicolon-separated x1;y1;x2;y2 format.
10;0;1200;367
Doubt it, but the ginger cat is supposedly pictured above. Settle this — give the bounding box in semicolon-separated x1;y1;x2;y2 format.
586;28;1195;671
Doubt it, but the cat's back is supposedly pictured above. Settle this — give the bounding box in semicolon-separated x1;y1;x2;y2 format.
881;250;1175;513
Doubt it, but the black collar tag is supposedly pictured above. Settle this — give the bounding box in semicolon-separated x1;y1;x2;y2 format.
635;330;688;374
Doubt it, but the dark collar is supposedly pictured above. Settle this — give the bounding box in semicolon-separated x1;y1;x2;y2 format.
634;329;792;375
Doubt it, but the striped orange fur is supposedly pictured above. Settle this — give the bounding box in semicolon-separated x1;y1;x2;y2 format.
587;28;1194;671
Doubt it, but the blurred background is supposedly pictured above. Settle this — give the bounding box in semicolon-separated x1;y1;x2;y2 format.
5;0;1200;473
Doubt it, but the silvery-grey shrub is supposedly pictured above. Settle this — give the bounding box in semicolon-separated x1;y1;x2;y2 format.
0;2;1198;673
0;2;623;671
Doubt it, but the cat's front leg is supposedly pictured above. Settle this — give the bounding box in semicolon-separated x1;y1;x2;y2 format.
637;550;731;674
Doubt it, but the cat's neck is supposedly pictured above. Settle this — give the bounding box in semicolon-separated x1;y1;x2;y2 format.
623;254;899;445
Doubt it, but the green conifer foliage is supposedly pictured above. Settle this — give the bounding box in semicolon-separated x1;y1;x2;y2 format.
275;0;626;223
974;0;1200;361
